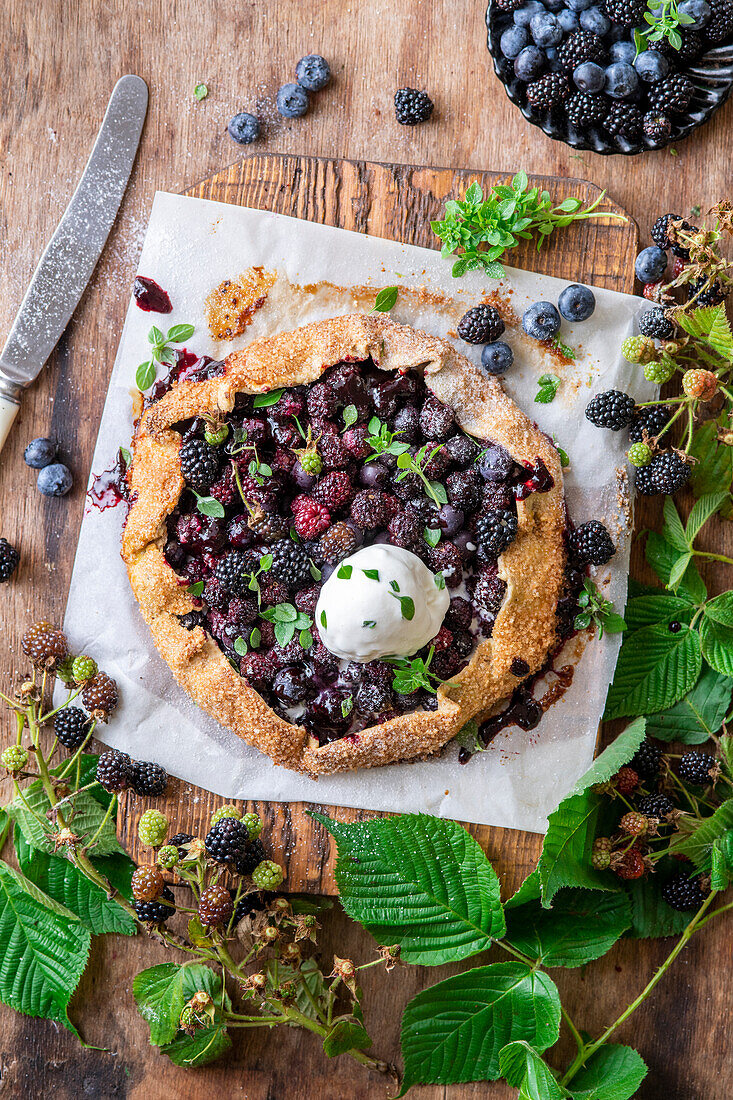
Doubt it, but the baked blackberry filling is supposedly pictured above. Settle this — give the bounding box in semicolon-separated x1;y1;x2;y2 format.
162;358;560;745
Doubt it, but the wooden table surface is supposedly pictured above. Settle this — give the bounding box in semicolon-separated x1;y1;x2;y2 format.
0;1;731;1097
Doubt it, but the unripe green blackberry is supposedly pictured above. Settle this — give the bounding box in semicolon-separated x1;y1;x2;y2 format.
619;811;648;836
296;446;322;476
643;359;675;384
56;656;76;685
157;844;179;869
628;442;653;468
621;336;657;364
72;655;98;684
1;745;28;772
210;804;242;828
138;809;169;848
591;837;612;870
251;860;285;891
242;812;263;840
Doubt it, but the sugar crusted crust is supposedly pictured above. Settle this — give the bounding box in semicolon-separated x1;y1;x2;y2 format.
123;314;566;775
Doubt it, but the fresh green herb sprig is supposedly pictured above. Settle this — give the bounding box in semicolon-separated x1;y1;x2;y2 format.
193;82;208;101
365;416;410;461
430;174;625;280
382;648;445;694
370;286;398;314
395;444;448;506
634;0;696;54
574;579;627;639
260;603;313;649
240;553;273;607
136;323;195;391
534;373;561;404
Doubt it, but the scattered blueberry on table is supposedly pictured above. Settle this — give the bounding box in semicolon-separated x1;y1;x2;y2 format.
227;112;260;145
37;462;73;497
24;437;57;469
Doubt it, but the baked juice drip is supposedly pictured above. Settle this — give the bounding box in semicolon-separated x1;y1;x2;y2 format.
133;276;172;313
87;449;131;512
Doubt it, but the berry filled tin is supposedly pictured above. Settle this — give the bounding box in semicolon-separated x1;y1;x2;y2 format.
486;0;733;155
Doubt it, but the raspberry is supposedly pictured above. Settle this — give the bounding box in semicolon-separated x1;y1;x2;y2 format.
319;522;358;565
419;399;454;441
678;751;718;785
179;438;220;492
394;87;434;125
457;305;505;345
135;885;175;924
629;404;673;443
614;766;640;794
234;837;267;875
350;489;389;530
643;359;675;384
682;369;718;401
138;809;169;848
205;817;249;863
591;837;613;870
54;707;92;750
157;844;179;869
242;812;263;839
475;510;518;555
620;337;657;365
639;308;674;341
131;866;165;902
585;390;636;430
619;811;649;836
96;749;132;792
21;621;68;669
313;471;354;511
292;497;330;539
0;539;20;583
251;859;285;890
628;443;652;468
129;760;168;797
388;510;424;552
614;848;646;880
1;746;28;772
198;883;234;926
269;539;312;589
71;655;98;684
635;450;690;496
210;804;242;828
630;739;663;779
569;521;615;566
82;672;118;719
661;872;708;911
638;793;675;819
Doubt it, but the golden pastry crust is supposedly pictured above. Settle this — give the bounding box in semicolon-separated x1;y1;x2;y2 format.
123;314;566;776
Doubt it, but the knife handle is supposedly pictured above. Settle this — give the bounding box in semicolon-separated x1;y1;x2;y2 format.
0;393;19;456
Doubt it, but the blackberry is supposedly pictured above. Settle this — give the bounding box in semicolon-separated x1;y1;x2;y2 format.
169;832;195;858
2;745;28;772
419;398;455;441
648;74;694;114
135;885;175;924
355;681;394;719
569;521;615;566
388;510;424;551
604;102;643;139
635;450;690;496
475;510;518;555
82;672;118;718
179;438;219;492
602;0;647;23
129;760;169;797
394;87;434;125
566;92;607;128
705;0;733;41
248;511;288;544
313;471;354;511
639;307;674;340
445;434;479;467
213;551;249;594
661;872;708;911
350;489;390;530
54;707;91;750
629;404;672;443
268;539;312;589
457;305;505;345
638;793;675;818
628;442;653;467
292;497;330;539
630;738;662;779
251;859;285;890
234;837;267;875
556;30;607;71
242;812;263;839
619;811;648;836
157;845;179;869
526;72;570;110
651;212;684;251
585;390;636;431
678;751;718;785
591;837;613;870
473;571;507;614
233;893;265;924
205;816;249;863
614;848;645;880
21;622;68;669
131;866;165;902
446;468;481;511
614;765;639;794
198;883;233;926
0;539;19;583
495;0;524;8
621;335;657;365
687;278;728;307
428;542;463;586
96;749;132;792
643;112;672;145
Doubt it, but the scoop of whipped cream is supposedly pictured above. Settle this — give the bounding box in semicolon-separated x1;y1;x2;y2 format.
315;544;450;662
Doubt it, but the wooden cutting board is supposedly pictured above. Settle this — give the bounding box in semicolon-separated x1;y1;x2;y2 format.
118;153;637;894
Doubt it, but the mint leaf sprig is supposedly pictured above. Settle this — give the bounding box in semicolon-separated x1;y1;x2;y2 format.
395;443;448;506
136;323;195;391
634;0;696;54
430;174;625;280
370;286;398;314
240;553;273;607
381;647;447;694
574;579;627;639
260;603;313;649
365;416;410;462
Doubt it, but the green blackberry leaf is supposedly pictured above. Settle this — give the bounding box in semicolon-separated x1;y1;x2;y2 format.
645;533;707;603
626;864;695;938
159;963;231;1067
688;420;733;516
704;590;733;628
710;831;733;891
699;615;733;677
669;798;733;870
398;963;560;1093
623;594;694;631
6;780;126;858
14;830;135;937
133;964;188;1046
603;621;702;718
51;753;110;808
505;868;541;910
645;663;732;743
0;862;91;1035
662;497;689;552
676;304;733;358
499;1041;568;1098
504;889;631;968
685;491;729;542
322;1016;372;1058
310;812;505;965
571;1044;647;1100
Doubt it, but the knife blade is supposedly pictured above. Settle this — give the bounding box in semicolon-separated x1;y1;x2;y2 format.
0;74;148;454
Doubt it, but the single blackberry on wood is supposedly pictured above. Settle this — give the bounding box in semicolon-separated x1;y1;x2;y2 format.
628;404;672;443
54;707;91;750
82;672;118;718
526;72;570;110
205;816;250;863
268;539;312;589
585;390;636;430
394;88;434;125
0;539;19;583
678;751;718;785
604;102;643;139
648;74;694;114
129;760;169;797
21;621;68;669
135;885;175;924
199;883;234;926
639;307;674;340
557;30;607;71
629;738;662;779
566;92;607;128
569;521;616;566
96;749;132;792
179;438;220;492
457;305;505;344
602;0;647;24
661;872;708;911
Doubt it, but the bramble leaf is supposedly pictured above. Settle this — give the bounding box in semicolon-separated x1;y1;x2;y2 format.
603;622;701;718
645;663;731;743
699;615;733;677
499;1041;568;1098
133;964;188;1046
159;964;231;1066
571;1044;648;1099
504;889;630;968
7;780;125;858
645;532;707;603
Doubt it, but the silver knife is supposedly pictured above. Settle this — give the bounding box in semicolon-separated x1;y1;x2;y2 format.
0;75;148;454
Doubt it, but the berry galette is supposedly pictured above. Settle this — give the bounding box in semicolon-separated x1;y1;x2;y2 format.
122;313;591;775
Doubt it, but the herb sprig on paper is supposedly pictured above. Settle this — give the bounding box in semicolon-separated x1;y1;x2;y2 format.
136;323;195;391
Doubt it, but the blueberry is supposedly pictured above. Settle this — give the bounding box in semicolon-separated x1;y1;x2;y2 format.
678;0;711;26
501;24;529;58
295;54;331;91
545;46;560;66
580;5;611;33
604;61;639;99
544;0;565;10
557;9;580;31
522;301;561;340
558;284;596;322
514;45;545;80
513;0;546;26
635;246;668;283
565;0;592;9
481;341;514;375
634;49;669;82
276;83;309;118
478;444;515;483
227;112;260;145
609;40;637;63
573;61;605;91
24;437;56;469
530;10;563;44
437;504;465;537
37;463;72;496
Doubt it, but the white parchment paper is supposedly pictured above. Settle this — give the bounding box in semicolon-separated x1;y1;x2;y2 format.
62;192;652;834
